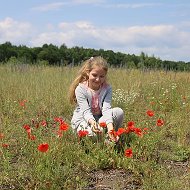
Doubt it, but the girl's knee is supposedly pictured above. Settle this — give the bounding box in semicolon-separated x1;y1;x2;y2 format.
113;107;124;118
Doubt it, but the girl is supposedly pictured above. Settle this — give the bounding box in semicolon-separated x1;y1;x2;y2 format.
69;56;124;142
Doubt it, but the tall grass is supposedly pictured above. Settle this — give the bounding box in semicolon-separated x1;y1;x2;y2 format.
0;64;189;190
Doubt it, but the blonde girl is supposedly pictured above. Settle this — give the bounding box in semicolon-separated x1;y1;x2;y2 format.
69;56;124;142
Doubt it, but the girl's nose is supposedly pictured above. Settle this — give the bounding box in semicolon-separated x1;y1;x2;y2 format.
95;77;100;81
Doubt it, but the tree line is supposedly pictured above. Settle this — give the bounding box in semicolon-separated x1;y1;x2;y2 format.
0;41;190;71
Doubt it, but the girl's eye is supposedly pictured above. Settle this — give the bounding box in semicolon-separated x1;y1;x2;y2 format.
91;73;105;78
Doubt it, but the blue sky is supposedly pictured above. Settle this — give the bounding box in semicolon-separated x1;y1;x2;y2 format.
0;0;190;62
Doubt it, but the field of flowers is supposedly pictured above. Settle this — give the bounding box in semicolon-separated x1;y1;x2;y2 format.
0;64;190;190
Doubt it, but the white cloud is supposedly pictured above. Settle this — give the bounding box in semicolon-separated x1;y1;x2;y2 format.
106;3;162;9
75;21;94;29
32;0;105;12
71;0;105;4
30;21;190;61
32;1;162;12
0;17;189;62
0;17;33;44
30;32;72;47
32;2;67;11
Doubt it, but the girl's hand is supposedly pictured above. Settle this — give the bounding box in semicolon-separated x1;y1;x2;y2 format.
91;122;101;133
89;119;101;133
107;123;119;143
107;131;119;142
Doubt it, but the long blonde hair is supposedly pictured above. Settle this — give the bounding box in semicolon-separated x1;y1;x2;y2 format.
69;56;108;104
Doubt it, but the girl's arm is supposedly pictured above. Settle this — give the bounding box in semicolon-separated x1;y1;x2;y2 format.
75;86;101;133
75;86;94;123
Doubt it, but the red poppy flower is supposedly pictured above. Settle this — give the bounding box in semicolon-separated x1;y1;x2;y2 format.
116;128;126;136
38;143;49;152
134;128;143;137
99;122;107;128
157;119;164;126
54;117;64;124
146;110;154;117
19;100;27;107
126;124;136;133
109;129;117;138
35;123;40;128
23;124;31;137
23;124;30;131
78;130;89;138
124;148;133;158
59;122;69;131
2;143;9;148
127;121;135;127
29;135;36;140
126;121;136;133
40;120;47;127
143;128;149;134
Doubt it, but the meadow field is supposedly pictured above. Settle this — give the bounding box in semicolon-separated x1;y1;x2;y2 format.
0;64;190;190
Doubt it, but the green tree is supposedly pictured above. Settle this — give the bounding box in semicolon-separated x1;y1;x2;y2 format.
0;42;17;62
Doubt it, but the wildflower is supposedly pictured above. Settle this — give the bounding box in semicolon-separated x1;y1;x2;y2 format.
126;121;136;133
143;128;149;131
56;130;63;138
40;120;47;127
112;89;139;106
54;117;69;131
23;124;30;131
146;110;154;117
157;119;164;126
59;122;69;131
109;129;117;138
2;143;9;148
23;124;31;137
52;123;57;128
99;122;107;128
116;128;126;136
143;128;149;134
78;130;89;138
19;100;27;107
54;117;64;124
134;128;143;137
29;135;36;140
37;143;49;152
35;123;40;128
124;148;133;158
127;121;135;127
23;126;35;140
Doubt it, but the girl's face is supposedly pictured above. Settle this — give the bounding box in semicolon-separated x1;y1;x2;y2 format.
87;66;107;90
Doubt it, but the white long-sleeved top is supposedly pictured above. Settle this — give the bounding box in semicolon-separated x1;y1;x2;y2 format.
71;82;113;129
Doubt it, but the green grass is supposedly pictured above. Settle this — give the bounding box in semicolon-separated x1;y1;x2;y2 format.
0;64;190;190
